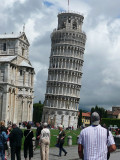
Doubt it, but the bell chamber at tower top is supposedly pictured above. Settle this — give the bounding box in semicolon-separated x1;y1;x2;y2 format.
51;12;86;49
57;12;84;31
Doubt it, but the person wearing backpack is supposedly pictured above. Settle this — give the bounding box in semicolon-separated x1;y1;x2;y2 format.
24;124;34;160
0;126;9;160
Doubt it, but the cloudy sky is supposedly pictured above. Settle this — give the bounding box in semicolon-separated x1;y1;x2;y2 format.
1;0;120;110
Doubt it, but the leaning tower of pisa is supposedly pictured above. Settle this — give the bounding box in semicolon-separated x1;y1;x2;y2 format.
42;12;86;129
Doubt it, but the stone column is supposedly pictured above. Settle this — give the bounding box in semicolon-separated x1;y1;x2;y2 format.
13;92;17;123
65;60;66;68
61;115;64;125
68;115;71;127
2;91;9;125
62;84;64;95
4;64;9;83
57;98;58;108
54;114;57;127
10;90;13;122
48;114;50;124
22;100;25;122
27;101;29;121
61;59;63;68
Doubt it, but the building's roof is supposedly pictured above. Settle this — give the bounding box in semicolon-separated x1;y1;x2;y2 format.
87;112;91;115
0;56;17;62
107;110;113;114
0;33;23;39
82;113;90;117
19;60;33;68
113;111;120;116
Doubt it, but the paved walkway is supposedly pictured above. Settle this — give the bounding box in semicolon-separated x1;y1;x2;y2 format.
20;146;120;160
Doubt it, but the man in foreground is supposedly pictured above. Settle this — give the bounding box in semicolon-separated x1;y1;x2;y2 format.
78;112;116;160
9;124;23;160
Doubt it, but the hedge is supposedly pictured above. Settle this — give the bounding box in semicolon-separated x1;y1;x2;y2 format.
101;118;120;128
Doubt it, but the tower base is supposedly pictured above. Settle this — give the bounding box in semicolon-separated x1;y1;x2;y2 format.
42;107;78;129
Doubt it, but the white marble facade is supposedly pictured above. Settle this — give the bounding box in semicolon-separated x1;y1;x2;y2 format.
0;32;34;125
42;12;86;129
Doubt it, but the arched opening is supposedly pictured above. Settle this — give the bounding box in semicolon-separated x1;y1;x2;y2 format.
73;21;77;30
62;22;66;29
8;88;11;122
0;88;3;121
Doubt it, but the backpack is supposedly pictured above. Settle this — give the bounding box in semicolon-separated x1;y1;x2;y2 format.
0;133;4;149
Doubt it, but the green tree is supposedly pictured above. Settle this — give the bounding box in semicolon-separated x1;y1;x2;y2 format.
78;109;82;127
91;107;95;114
91;105;107;119
33;101;44;123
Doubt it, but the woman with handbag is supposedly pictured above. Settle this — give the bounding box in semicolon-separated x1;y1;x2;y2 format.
58;125;67;157
39;123;50;160
24;124;34;160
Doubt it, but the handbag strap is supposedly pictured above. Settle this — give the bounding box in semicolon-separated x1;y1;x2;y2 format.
107;129;109;142
107;129;109;138
25;130;32;139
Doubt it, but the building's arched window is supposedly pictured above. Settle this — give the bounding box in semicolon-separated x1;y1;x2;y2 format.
68;17;71;23
20;70;22;76
3;43;6;51
62;22;66;29
0;88;3;120
22;48;25;56
73;21;77;30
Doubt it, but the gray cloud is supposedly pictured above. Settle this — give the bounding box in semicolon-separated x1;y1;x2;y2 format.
30;31;51;64
1;0;120;111
34;68;48;103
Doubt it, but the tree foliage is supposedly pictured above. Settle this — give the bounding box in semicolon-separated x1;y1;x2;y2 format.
91;105;107;119
33;101;44;123
101;118;120;128
78;109;82;127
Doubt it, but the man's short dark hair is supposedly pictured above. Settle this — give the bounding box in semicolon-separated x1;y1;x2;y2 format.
27;124;31;129
12;124;17;128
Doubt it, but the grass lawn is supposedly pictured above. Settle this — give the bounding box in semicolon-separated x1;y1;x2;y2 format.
21;128;81;149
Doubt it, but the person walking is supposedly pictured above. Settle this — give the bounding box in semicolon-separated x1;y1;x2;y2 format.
9;124;23;160
24;124;34;160
78;112;116;160
39;123;50;160
58;125;67;157
35;122;43;150
0;126;9;160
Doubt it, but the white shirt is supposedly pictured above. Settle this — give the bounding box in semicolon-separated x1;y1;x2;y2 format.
40;128;50;140
78;125;115;160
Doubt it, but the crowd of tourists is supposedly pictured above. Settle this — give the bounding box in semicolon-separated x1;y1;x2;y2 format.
0;120;68;160
115;128;120;136
0;112;118;160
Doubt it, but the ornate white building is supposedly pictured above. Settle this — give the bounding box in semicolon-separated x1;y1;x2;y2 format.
0;32;34;125
42;12;86;129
